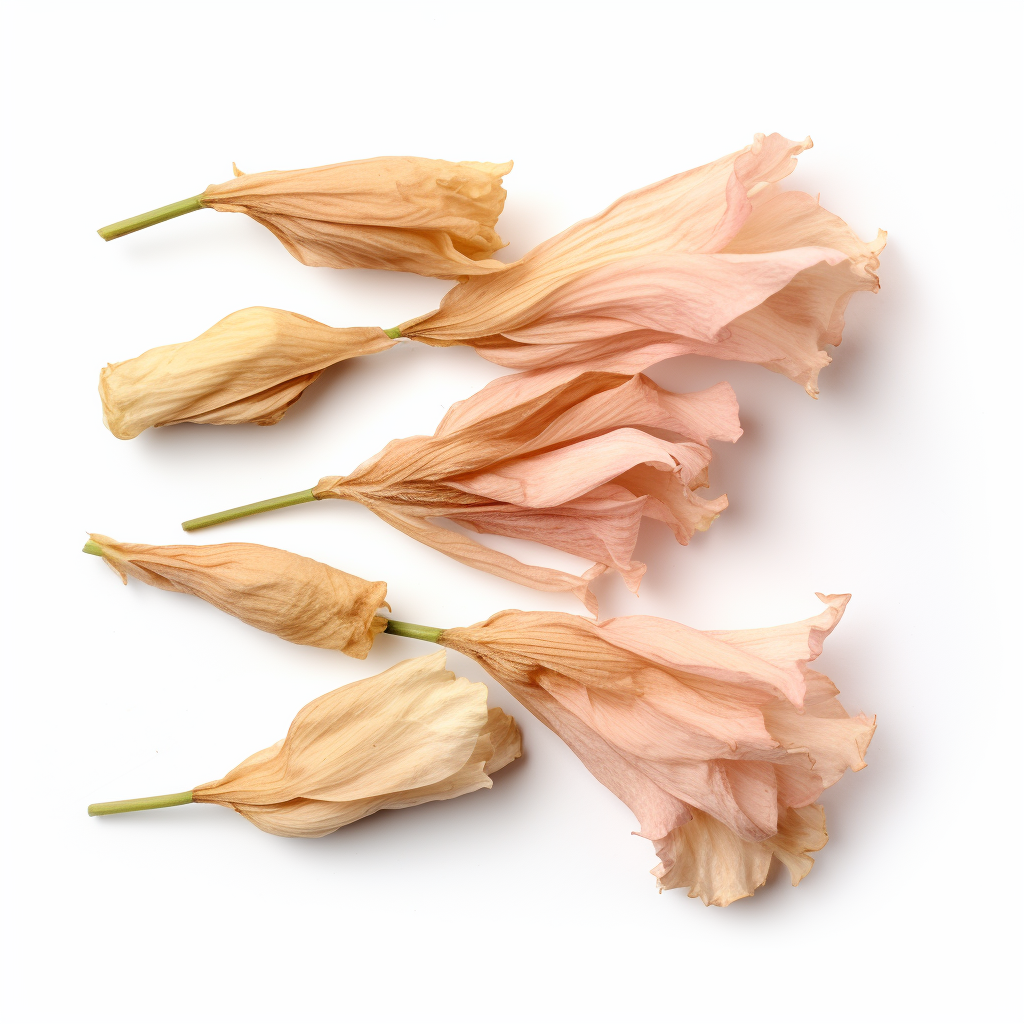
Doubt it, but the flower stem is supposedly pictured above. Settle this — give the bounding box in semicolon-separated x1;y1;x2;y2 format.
97;195;207;241
182;488;318;532
88;791;193;816
83;540;104;556
384;327;404;340
384;619;445;644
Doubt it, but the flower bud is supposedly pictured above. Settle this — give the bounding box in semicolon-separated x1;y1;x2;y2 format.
88;534;387;658
193;651;521;837
201;156;512;279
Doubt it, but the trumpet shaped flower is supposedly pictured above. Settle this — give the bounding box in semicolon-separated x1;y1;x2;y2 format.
183;370;742;612
401;133;884;395
98;156;513;279
88;652;522;838
431;594;874;905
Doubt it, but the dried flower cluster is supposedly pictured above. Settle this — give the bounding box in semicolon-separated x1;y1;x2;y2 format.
88;133;880;906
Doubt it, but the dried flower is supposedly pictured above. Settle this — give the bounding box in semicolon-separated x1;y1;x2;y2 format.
399;133;884;396
182;370;741;611
88;651;522;838
99;307;396;440
97;156;513;280
429;594;874;905
85;534;388;658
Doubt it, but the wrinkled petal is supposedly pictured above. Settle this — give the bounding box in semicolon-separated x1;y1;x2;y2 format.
494;248;848;348
100;307;394;439
89;534;387;658
365;503;606;615
202;156;513;279
450;429;713;506
652;804;828;906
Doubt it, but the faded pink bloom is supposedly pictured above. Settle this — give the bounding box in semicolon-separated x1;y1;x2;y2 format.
310;370;741;612
400;134;885;396
439;594;875;905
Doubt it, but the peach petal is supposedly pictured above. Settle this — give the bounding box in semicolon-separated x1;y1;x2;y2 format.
497;248;849;348
651;803;827;906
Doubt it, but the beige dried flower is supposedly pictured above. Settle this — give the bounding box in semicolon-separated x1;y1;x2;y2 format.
98;156;513;280
88;652;522;838
98;307;396;440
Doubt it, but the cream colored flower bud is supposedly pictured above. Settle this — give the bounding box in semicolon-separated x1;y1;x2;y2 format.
88;534;387;658
99;307;395;440
201;156;513;279
192;652;522;837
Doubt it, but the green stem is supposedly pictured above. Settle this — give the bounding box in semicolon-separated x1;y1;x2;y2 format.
384;619;446;644
384;327;404;340
97;194;206;241
88;791;194;816
182;488;318;532
83;540;104;556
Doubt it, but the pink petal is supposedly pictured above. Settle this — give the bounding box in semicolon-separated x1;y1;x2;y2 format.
498;248;849;348
449;428;712;506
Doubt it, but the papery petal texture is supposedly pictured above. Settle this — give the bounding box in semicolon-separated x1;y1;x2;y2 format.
399;134;883;393
99;307;395;439
193;651;522;837
202;156;513;279
439;594;874;904
89;534;388;657
312;370;740;611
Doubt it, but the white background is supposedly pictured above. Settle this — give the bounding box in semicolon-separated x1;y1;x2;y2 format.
1;3;1020;1021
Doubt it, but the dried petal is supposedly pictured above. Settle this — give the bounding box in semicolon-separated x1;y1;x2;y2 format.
651;804;828;906
201;156;513;279
88;534;387;658
193;651;521;837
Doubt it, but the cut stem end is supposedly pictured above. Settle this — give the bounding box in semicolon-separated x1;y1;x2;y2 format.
97;194;206;241
88;791;194;816
83;540;104;556
182;488;318;531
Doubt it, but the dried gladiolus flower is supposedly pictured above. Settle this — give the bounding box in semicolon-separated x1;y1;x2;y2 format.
398;133;884;396
96;156;513;279
88;651;522;837
180;370;741;612
84;534;388;658
383;594;874;906
98;307;398;440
